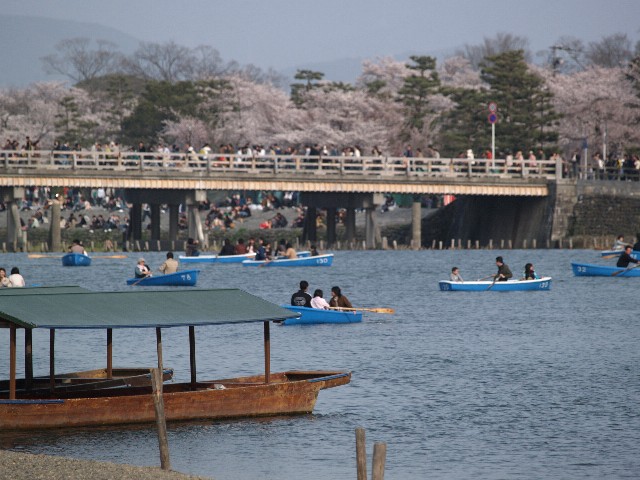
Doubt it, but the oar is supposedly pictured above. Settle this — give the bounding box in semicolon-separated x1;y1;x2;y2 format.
611;264;640;276
329;306;395;314
486;276;499;291
131;274;151;286
477;275;494;281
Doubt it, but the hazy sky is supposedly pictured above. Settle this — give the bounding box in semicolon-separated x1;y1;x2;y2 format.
5;0;640;71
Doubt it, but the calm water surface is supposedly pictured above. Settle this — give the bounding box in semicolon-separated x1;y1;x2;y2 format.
0;249;638;479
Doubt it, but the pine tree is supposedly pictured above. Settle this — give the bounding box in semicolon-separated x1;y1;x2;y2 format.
480;50;559;153
397;56;440;139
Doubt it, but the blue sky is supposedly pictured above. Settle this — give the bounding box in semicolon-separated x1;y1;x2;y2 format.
4;0;640;74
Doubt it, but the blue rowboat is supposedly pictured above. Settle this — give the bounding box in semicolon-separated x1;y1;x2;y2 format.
179;253;256;264
242;253;333;267
280;305;362;325
572;262;640;277
62;253;92;267
439;276;552;291
126;269;200;286
600;249;639;258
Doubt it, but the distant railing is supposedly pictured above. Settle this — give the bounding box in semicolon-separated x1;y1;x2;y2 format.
0;150;560;180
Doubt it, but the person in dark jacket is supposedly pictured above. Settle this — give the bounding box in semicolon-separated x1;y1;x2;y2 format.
616;246;639;268
291;280;312;307
494;256;513;282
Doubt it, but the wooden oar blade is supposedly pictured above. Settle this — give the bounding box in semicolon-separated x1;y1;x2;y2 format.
367;307;395;314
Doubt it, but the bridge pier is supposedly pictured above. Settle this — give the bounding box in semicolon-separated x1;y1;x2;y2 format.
302;206;318;244
326;207;337;246
345;208;356;245
412;198;421;250
2;188;25;252
300;193;382;248
124;189;206;251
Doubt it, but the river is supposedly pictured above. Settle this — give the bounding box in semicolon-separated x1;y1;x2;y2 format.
0;249;638;479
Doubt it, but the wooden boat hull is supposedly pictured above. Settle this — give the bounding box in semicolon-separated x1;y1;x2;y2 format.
126;270;200;286
0;370;350;430
62;253;92;267
281;305;362;325
242;253;334;267
0;368;174;394
572;262;640;277
179;253;256;263
439;277;552;291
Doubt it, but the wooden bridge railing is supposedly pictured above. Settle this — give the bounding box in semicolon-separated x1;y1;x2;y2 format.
0;150;560;181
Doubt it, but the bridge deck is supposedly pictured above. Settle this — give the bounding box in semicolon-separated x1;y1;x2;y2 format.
0;150;557;196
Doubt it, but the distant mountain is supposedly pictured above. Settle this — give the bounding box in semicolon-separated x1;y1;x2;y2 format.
0;15;140;87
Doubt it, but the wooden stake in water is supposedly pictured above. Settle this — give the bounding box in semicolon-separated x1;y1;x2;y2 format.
372;442;387;480
151;367;171;471
356;427;367;480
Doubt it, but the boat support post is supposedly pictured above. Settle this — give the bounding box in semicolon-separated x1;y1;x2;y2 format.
9;325;16;399
156;328;163;371
264;321;270;384
189;326;196;389
25;328;33;391
49;329;55;393
107;328;113;378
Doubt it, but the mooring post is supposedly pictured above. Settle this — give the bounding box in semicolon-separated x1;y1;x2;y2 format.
151;368;171;471
356;427;367;480
372;442;387;480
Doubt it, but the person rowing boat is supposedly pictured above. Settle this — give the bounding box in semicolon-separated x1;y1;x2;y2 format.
616;245;639;268
329;286;352;309
134;258;152;278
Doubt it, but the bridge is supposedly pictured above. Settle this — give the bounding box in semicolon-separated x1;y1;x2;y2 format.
0;149;575;251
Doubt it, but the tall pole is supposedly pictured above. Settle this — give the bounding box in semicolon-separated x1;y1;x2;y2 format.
491;122;496;164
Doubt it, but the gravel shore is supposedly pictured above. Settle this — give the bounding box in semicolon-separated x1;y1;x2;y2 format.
0;449;212;480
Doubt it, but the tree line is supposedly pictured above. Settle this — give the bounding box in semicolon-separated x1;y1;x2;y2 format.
1;32;639;161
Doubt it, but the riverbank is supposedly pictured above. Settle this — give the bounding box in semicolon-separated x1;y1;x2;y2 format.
0;449;211;480
0;204;416;252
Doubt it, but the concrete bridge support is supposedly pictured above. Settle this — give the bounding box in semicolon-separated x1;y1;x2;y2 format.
2;187;24;251
326;207;337;246
300;192;382;248
412;199;422;250
345;208;356;245
48;200;62;252
124;189;206;250
302;207;318;243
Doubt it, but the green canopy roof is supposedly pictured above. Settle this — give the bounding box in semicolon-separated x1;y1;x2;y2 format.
0;288;298;329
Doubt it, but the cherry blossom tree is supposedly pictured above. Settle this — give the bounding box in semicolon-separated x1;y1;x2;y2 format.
539;65;640;155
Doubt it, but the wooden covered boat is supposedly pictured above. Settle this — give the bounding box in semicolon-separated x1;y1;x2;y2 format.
572;262;640;277
126;269;200;286
439;277;552;291
178;253;256;264
242;253;334;267
62;252;92;266
280;305;363;325
0;288;351;430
